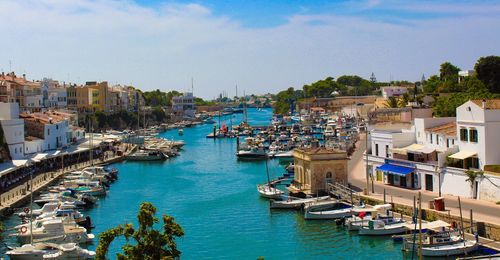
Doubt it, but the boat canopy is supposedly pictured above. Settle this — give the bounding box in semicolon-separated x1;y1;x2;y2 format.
448;150;477;160
403;220;450;230
376;164;413;176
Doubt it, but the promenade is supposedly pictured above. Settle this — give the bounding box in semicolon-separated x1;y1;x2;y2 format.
0;142;134;216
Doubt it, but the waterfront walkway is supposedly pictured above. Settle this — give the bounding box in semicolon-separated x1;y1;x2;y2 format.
0;143;133;216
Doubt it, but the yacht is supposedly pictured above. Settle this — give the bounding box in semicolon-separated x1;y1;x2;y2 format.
126;150;167;161
6;242;95;260
13;218;94;245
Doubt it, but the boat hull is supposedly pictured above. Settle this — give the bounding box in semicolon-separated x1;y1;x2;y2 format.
420;241;478;257
358;225;407;236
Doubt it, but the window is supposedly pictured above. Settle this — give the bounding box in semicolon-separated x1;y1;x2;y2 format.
386;145;389;158
469;129;478;143
447;139;449;148
375;144;379;156
47;128;50;135
460;128;468;141
430;134;433;144
436;135;439;145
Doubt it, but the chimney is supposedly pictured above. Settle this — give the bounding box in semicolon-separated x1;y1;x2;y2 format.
482;99;486;109
22;74;26;80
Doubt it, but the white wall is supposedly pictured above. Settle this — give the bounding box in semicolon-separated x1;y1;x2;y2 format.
0;102;20;120
441;168;472;198
24;139;44;154
457;101;488;169
479;174;500;202
43;120;69;150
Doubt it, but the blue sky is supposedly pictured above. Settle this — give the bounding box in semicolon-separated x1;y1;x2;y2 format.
0;0;499;98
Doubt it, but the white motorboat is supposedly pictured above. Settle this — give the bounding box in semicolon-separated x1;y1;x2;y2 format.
178;128;184;135
270;196;331;209
273;150;294;158
18;203;59;218
304;201;356;220
420;240;478;257
12;218;94;244
345;204;393;231
6;242;95;260
126;150;167;161
257;184;284;199
236;146;267;158
358;218;408;236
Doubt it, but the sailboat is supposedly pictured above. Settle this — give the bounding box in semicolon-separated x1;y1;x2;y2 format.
257;158;284;199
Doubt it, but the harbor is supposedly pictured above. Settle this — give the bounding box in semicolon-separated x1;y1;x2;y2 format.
1;108;498;259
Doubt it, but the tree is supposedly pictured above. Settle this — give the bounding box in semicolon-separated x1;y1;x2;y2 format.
423;75;440;94
465;170;483;198
475;56;500;93
384;96;399;108
439;62;460;82
96;202;184;260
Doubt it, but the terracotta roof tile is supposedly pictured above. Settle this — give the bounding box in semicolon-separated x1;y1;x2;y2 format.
426;122;456;137
471;99;500;110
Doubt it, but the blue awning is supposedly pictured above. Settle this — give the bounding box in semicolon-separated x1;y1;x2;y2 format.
376;164;413;176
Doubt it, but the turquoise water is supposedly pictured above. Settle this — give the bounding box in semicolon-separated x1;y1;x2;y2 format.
1;108;406;259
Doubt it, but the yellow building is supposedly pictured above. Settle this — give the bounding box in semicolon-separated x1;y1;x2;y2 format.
288;147;349;196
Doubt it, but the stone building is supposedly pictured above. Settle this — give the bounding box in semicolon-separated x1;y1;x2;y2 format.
288;147;348;196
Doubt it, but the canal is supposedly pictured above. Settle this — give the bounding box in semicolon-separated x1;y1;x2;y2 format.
2;108;405;259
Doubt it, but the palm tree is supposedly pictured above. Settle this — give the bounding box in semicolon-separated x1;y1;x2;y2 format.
465;170;483;198
384;96;399;108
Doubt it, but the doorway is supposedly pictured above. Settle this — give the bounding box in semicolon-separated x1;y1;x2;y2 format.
425;174;433;191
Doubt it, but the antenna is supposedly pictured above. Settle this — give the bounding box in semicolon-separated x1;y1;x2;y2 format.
236;84;238;98
9;60;12;72
191;77;194;95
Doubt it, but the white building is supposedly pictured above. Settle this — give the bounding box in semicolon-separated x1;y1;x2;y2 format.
21;112;70;151
458;70;474;83
25;95;44;110
365;99;500;202
172;92;196;118
381;86;409;99
47;87;67;108
0;103;26;159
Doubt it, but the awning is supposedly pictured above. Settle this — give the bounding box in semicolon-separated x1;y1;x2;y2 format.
448;150;477;160
391;144;425;155
376;164;414;176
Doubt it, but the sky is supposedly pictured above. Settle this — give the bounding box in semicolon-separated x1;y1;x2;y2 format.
0;0;499;99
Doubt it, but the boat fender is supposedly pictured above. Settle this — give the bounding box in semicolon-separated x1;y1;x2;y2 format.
77;235;82;241
19;226;28;234
23;207;30;214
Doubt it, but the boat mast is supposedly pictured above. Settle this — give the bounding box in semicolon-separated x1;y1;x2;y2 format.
265;157;271;187
29;170;33;244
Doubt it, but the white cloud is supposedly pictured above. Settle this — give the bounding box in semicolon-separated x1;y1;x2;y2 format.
0;0;499;98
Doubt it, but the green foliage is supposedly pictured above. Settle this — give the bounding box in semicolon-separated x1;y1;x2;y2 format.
433;82;494;117
274;87;302;115
475;55;500;93
143;90;181;107
96;202;184;260
152;107;167;122
439;62;460;82
384;96;399;108
423;75;440;94
194;97;215;106
303;77;339;98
